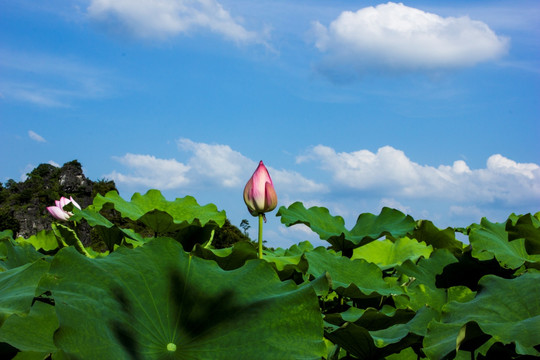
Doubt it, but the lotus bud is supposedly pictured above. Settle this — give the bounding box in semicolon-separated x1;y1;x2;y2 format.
243;161;277;218
47;196;81;221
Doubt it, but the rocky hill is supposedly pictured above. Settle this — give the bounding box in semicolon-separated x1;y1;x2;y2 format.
0;160;116;244
0;160;250;249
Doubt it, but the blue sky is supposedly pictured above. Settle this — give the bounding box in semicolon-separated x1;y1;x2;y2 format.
1;0;539;247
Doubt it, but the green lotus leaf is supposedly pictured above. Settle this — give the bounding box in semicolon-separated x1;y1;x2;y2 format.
411;220;464;256
11;351;56;360
446;286;476;303
338;306;367;323
325;323;378;359
326;305;415;330
0;301;58;354
424;322;489;360
263;250;308;277
70;208;146;250
39;238;326;359
91;190;226;232
384;347;418;360
190;241;258;271
434;251;516;291
507;212;540;227
277;203;415;251
16;229;59;252
423;321;463;359
424;273;540;358
354;307;416;332
271;241;314;257
304;247;403;298
470;217;540;269
302;271;331;297
447;273;540;355
0;230;13;241
505;213;540;255
0;259;50;326
348;207;416;246
50;223;91;257
395;249;459;311
69;207;114;227
1;239;47;271
369;306;439;347
325;321;420;360
276;202;349;247
351;237;433;270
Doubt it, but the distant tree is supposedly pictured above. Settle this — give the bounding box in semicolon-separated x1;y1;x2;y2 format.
92;179;118;197
29;163;60;179
5;179;17;191
240;219;251;238
63;159;83;170
212;219;252;249
0;210;20;234
0;183;6;204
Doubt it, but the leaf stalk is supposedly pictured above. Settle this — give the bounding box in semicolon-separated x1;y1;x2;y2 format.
258;214;263;259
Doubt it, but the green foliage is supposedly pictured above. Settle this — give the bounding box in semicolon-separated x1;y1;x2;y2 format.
0;189;538;359
351;236;433;270
277;203;416;252
0;161;105;240
0;211;19;235
470;217;540;269
212;219;252;249
91;178;117;198
425;273;540;358
41;241;325;359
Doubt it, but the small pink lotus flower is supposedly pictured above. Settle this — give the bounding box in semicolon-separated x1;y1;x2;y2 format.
47;196;81;221
243;161;278;218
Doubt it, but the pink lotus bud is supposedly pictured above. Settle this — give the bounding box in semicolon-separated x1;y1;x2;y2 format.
243;161;278;217
47;196;81;221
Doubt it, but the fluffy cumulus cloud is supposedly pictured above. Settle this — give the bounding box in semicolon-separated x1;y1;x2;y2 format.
313;2;509;74
178;138;255;187
105;141;538;247
298;145;540;205
87;0;260;43
108;139;326;196
107;154;191;189
108;140;539;209
271;168;328;194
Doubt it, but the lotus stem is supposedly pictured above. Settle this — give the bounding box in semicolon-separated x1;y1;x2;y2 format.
204;229;215;249
258;214;263;259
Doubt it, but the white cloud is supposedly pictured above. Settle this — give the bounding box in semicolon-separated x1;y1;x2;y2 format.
178;138;255;187
20;164;35;181
312;2;509;75
87;0;261;43
277;224;324;248
107;154;191;189
177;138;326;193
109;139;326;195
379;198;411;214
106;140;538;238
28;130;46;143
299;145;540;205
271;168;328;194
19;161;59;181
105;141;538;246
